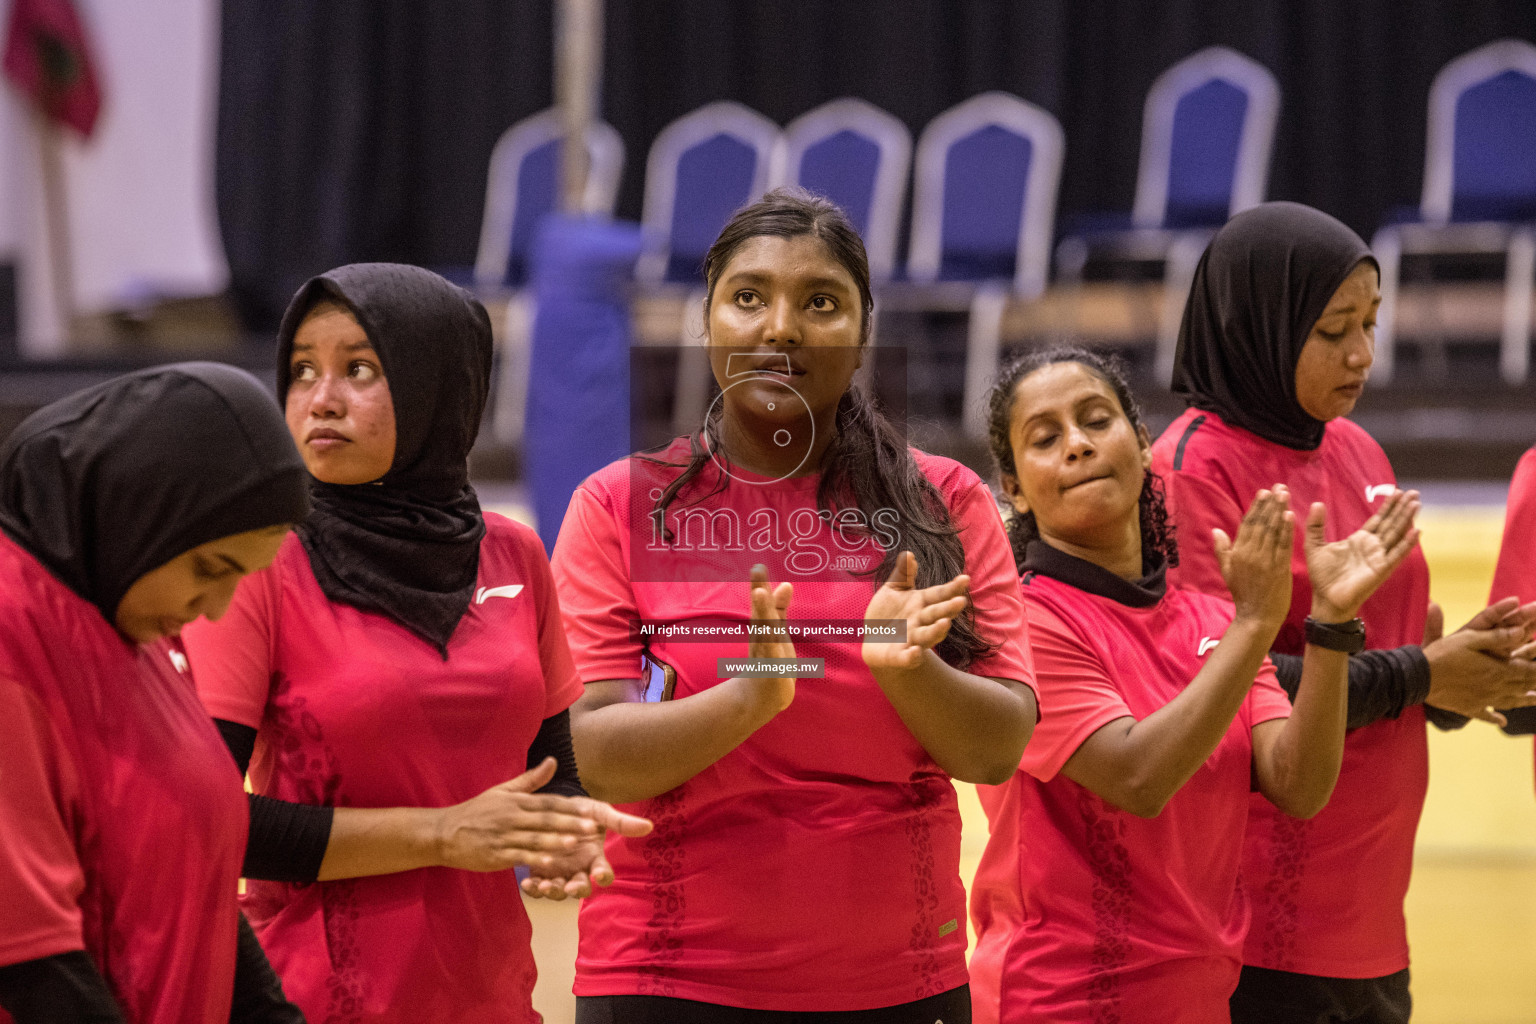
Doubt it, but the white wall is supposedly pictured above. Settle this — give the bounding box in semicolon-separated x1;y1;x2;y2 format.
1;0;227;354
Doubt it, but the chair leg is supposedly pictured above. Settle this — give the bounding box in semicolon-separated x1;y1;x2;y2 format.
962;282;1010;439
672;288;713;437
1155;233;1205;387
1502;228;1535;385
491;292;535;446
1371;228;1402;384
1054;236;1090;349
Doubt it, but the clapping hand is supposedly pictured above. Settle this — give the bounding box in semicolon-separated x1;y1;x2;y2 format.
517;776;654;901
1303;489;1421;622
1424;596;1536;726
861;551;969;672
1214;487;1297;631
434;757;651;898
743;563;796;709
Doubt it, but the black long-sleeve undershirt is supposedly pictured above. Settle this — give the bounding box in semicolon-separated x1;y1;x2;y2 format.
230;914;306;1023
215;709;584;882
1268;644;1469;731
1500;706;1536;735
0;951;122;1023
0;914;304;1024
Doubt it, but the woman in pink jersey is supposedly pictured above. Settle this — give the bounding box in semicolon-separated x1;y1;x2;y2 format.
1485;447;1536;743
552;188;1039;1023
1149;202;1536;1023
181;264;651;1024
0;363;309;1023
970;346;1419;1024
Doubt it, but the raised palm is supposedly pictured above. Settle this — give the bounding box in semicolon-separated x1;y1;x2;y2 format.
862;551;970;672
1303;490;1420;621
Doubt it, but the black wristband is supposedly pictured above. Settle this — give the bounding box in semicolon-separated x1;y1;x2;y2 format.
1305;616;1367;654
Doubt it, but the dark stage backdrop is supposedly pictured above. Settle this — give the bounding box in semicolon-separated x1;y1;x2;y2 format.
217;0;1536;330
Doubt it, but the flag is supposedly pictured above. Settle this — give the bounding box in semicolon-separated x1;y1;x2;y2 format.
3;0;102;138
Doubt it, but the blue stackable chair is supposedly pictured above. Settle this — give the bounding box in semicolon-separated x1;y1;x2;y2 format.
776;97;912;283
474;109;624;445
1055;46;1280;383
903;91;1064;436
474;108;624;290
636;101;782;286
635;102;781;436
1373;39;1536;383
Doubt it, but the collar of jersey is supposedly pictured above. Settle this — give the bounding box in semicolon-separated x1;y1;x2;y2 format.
1021;540;1167;608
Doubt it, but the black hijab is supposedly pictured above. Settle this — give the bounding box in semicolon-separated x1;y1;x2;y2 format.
0;362;309;624
276;263;493;654
1171;201;1377;451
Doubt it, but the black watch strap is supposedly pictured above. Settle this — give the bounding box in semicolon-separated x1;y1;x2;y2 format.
1304;616;1367;654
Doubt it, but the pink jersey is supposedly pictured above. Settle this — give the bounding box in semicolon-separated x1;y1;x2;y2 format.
1490;446;1536;791
182;514;583;1024
0;535;247;1024
1490;446;1536;607
551;442;1035;1011
1151;408;1431;978
969;558;1292;1024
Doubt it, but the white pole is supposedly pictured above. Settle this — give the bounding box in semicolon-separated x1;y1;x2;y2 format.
34;110;75;343
555;0;603;215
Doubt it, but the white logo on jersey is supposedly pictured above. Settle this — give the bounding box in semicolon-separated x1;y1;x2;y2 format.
168;648;189;673
1365;484;1395;502
475;584;524;604
1197;637;1220;656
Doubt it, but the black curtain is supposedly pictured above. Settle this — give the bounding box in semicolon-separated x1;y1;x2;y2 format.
218;0;1536;331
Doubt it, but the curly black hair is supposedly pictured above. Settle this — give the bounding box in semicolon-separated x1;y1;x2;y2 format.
985;346;1177;575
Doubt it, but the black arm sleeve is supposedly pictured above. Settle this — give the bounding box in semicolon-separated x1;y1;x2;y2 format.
213;718;335;883
0;951;125;1023
215;718;258;775
214;709;583;880
1499;705;1536;735
527;709;586;798
1269;645;1441;731
229;913;305;1024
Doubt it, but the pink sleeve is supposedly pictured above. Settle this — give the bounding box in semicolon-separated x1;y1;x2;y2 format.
182;559;279;728
950;479;1036;692
1017;602;1133;782
526;533;584;717
0;679;85;966
550;484;644;683
1491;447;1536;605
1164;469;1246;602
1244;657;1293;728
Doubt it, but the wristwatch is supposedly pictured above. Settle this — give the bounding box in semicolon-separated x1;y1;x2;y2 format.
1304;616;1367;654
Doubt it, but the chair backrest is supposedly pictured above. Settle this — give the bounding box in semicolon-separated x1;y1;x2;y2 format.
1133;46;1280;230
637;101;781;285
474;108;624;289
776;98;912;281
907;92;1064;296
1423;38;1536;224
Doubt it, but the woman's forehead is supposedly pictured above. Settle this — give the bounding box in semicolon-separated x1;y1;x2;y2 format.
719;234;853;285
1017;362;1115;404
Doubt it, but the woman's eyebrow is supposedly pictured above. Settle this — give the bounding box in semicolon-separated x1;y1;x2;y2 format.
719;270;769;287
799;275;853;292
291;338;375;351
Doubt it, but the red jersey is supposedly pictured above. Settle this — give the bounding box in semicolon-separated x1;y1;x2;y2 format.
0;534;247;1024
1490;446;1536;789
1151;408;1431;978
182;514;583;1024
1490;446;1536;606
968;550;1292;1024
551;441;1036;1011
